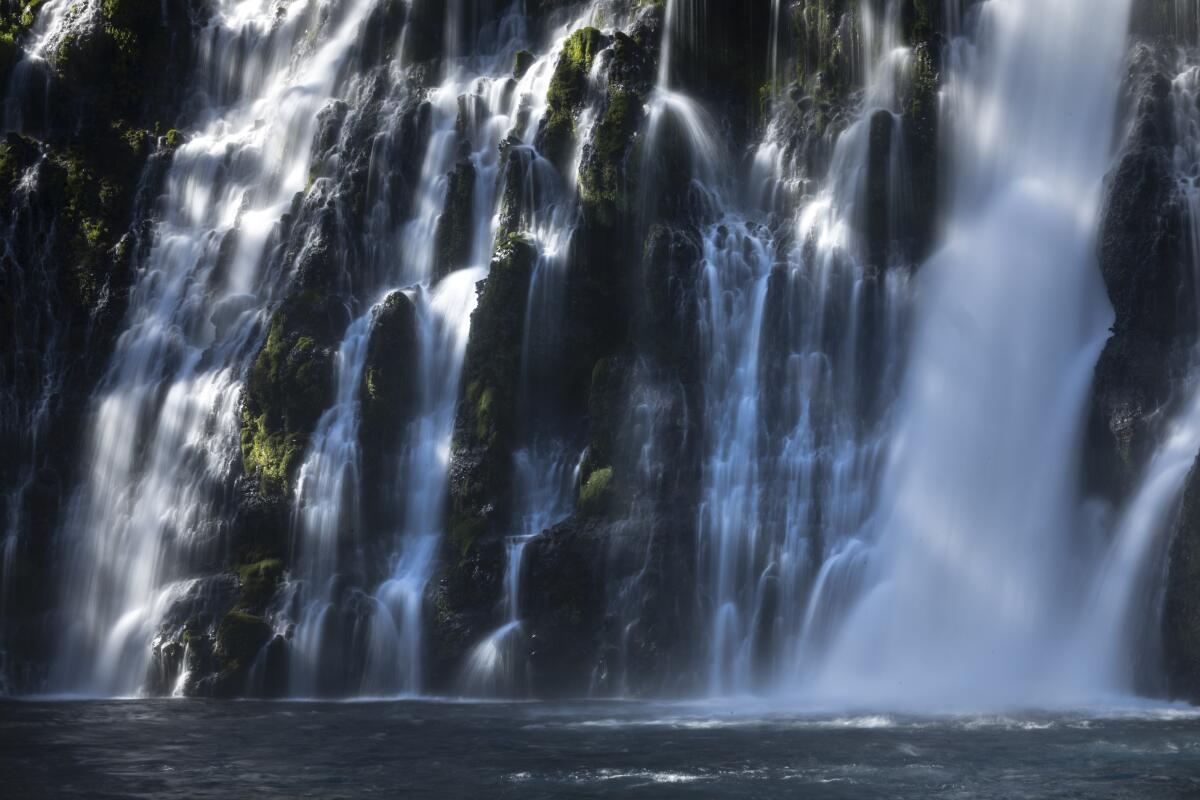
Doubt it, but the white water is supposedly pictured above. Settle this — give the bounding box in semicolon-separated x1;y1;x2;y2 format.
808;0;1134;707
6;0;1199;706
1073;57;1200;695
282;2;612;697
49;0;388;694
692;0;912;694
293;312;374;585
359;268;483;695
285;309;373;696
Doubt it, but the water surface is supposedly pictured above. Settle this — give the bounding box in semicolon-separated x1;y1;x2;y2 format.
2;700;1199;798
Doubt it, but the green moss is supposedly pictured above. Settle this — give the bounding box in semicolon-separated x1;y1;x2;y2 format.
235;558;284;611
240;293;335;497
446;235;538;553
513;48;535;79
0;1;44;42
909;0;934;44
473;384;496;441
793;0;859;105
540;27;607;166
450;515;487;557
579;88;642;220
44;146;136;306
579;466;614;515
216;610;271;669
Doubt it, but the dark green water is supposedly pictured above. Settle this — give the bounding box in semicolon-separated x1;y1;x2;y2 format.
2;700;1199;798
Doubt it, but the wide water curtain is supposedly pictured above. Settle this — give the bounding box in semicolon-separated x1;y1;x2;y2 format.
6;0;1200;706
807;0;1136;707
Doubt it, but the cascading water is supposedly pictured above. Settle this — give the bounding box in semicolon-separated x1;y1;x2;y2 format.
49;0;386;695
1072;57;1200;696
279;3;600;697
809;0;1135;707
456;8;618;698
0;159;60;631
5;0;1200;710
358;269;483;695
690;0;913;694
284;309;373;696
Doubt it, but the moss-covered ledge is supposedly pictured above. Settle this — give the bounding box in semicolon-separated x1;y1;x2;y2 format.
239;291;341;498
446;232;538;555
537;26;608;169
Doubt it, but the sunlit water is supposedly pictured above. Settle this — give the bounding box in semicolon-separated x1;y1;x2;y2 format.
2;700;1198;798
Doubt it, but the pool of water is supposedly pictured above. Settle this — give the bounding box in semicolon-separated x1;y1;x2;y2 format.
2;699;1199;798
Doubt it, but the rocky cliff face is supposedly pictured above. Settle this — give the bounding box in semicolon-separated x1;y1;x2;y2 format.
0;0;200;691
1084;0;1200;702
1;0;1199;702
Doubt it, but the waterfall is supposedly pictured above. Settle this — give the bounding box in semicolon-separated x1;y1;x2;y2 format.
49;0;386;695
359;268;484;696
276;3;602;697
692;0;913;694
6;0;1200;707
810;0;1134;707
284;309;373;697
0;158;60;631
1072;59;1200;696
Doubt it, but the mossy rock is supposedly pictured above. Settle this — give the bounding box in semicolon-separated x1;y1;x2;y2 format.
792;0;858;104
240;292;338;497
361;290;418;442
447;234;538;555
216;610;272;668
360;289;418;532
538;26;608;168
580;87;644;224
579;466;614;515
433;156;477;280
235;559;284;612
513;48;535;79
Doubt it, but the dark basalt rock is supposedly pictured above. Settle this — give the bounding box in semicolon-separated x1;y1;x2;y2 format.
0;0;202;692
433;153;477;280
1087;57;1186;501
210;609;273;697
537;26;609;170
434;235;542;683
360;289;419;536
446;234;539;556
361;290;419;448
641;222;702;373
1164;456;1200;702
1083;35;1200;702
239;290;341;498
521;515;610;694
903;44;940;263
864;109;895;269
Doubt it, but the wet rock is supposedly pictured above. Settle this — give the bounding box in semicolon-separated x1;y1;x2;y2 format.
211;610;273;697
447;234;538;555
240;291;341;498
1163;456;1200;702
360;289;419;534
537;26;608;169
1087;59;1186;500
433;154;477;279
